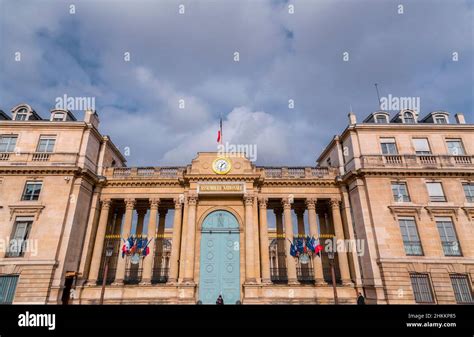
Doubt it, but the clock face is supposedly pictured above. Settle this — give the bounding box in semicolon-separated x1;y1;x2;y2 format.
212;158;232;174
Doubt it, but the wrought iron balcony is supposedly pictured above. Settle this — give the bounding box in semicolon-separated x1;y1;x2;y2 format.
296;266;315;284
360;154;474;169
151;267;169;284
270;268;288;284
442;241;462;256
124;268;143;285
403;241;423;256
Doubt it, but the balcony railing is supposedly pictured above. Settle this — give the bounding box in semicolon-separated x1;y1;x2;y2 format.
403;241;423;256
360;154;474;169
107;167;185;179
151;267;169;284
0;152;78;166
260;166;334;179
97;268;116;285
270;268;288;284
124;268;143;285
296;267;315;284
442;241;462;256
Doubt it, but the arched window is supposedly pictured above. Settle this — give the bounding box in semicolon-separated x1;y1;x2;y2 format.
375;114;388;124
404;112;415;124
15;108;28;121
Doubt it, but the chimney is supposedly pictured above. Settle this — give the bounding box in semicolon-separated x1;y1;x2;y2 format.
84;109;99;129
348;112;357;125
455;113;466;124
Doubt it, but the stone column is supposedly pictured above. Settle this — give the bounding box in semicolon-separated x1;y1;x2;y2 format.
244;195;256;282
306;198;325;285
283;198;298;284
330;198;352;285
183;195;197;283
295;207;305;237
140;199;159;284
258;198;271;283
114;198;135;284
88;199;111;284
253;195;261;282
168;198;183;283
135;209;147;235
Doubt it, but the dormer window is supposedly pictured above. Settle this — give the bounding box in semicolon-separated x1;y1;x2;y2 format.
375;114;388;124
434;115;448;124
15;108;28;121
52;112;65;121
404;112;415;124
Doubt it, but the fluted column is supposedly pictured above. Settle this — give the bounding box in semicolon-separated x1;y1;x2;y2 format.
140;199;159;284
114;198;135;284
330;198;352;285
168;198;183;283
88;199;111;284
258;198;271;283
295;207;305;236
183;195;197;283
244;195;256;282
283;198;298;283
306;198;325;285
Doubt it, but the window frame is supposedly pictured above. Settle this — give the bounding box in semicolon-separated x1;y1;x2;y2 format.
435;217;462;256
410;273;435;304
434;115;448;124
413;138;432;155
463;183;474;203
450;274;474;304
36;136;56;153
404;112;415;124
375;114;388;124
6;218;33;257
391;182;411;202
52;113;65;122
380;137;398;155
426;182;446;202
398;217;423;256
0;135;18;153
21;181;43;201
445;139;465;156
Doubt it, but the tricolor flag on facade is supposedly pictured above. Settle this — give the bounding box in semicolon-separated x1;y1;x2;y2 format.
217;116;222;143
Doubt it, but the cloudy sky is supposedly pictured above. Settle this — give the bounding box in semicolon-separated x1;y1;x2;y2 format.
0;0;472;166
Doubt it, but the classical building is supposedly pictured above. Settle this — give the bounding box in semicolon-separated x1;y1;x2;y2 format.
0;104;472;304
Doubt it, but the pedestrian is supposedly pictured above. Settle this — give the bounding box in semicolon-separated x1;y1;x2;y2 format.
357;292;365;305
216;294;224;305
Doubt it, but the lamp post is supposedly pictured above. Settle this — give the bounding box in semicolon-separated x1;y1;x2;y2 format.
99;244;114;305
328;251;339;305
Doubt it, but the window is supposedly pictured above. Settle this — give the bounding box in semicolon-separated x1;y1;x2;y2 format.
0;135;17;152
52;113;65;121
426;182;446;202
446;139;465;156
0;275;19;304
36;136;56;153
413;138;431;155
392;182;410;202
398;217;423;255
380;138;398;155
14;109;28;121
434;115;447;124
404;112;415;124
21;181;42;201
436;217;461;256
6;218;33;257
450;274;473;304
463;183;474;202
410;273;435;303
375;115;387;124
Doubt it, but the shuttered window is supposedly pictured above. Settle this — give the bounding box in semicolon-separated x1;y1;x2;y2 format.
0;275;19;304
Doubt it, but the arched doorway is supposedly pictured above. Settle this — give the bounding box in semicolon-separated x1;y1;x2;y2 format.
199;210;240;304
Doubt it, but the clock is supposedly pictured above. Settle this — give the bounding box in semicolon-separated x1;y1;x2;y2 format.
212;157;232;175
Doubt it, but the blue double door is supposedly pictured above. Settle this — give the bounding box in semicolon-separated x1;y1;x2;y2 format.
199;211;240;304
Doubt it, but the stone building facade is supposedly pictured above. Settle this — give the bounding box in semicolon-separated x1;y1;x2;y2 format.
0;104;472;304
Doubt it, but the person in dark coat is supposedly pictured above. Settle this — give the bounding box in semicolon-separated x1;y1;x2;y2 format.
216;295;224;305
357;292;365;305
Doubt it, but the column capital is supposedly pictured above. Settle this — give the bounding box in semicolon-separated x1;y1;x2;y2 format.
188;195;198;206
281;197;292;209
258;197;268;209
100;199;112;209
174;198;183;210
305;198;317;210
330;198;341;209
150;198;160;209
124;198;136;209
244;194;254;206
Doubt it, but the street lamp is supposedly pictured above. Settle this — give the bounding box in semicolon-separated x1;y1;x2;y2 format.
327;251;339;305
99;243;114;305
